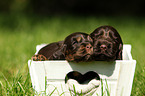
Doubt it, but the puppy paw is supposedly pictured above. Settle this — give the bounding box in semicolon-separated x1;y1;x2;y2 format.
32;54;47;61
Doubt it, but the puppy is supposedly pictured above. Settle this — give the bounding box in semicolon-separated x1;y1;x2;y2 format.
32;32;93;62
64;32;93;62
90;25;123;61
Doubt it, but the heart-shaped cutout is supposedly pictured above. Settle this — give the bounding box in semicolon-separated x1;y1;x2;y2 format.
65;71;100;95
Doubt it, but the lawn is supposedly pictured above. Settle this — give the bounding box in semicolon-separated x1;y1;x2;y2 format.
0;14;145;95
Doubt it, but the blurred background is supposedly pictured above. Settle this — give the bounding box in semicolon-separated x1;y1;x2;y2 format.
1;0;145;15
0;0;145;95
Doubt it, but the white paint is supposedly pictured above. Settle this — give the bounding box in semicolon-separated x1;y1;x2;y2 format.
28;44;136;96
66;79;100;95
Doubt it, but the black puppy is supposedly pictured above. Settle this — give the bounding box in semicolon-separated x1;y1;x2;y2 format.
90;25;123;61
32;32;93;62
64;32;93;62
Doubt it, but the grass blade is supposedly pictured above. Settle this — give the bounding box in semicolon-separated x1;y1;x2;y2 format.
0;81;4;96
73;84;77;96
18;81;25;93
101;79;104;96
105;79;110;96
49;87;57;96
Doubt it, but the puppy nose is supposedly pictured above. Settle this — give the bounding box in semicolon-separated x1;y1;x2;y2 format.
100;44;107;50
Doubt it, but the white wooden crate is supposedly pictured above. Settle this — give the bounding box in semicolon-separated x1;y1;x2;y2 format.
28;44;136;96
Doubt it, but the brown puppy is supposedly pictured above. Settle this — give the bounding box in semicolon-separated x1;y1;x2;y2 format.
64;32;93;62
32;32;93;62
90;25;123;61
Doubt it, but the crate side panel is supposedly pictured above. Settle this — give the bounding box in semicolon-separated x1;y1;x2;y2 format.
116;60;136;96
46;81;70;96
44;61;73;80
123;45;132;60
30;61;46;92
69;61;121;80
28;60;37;90
93;80;117;96
43;61;121;80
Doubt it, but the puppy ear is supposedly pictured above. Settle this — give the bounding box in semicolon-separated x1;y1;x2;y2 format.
116;44;123;60
61;44;67;53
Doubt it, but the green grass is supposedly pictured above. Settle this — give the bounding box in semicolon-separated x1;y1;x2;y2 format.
0;14;145;95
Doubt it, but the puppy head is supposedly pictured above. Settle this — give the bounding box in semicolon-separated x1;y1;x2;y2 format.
64;32;93;62
90;25;123;61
